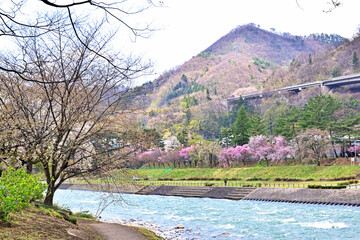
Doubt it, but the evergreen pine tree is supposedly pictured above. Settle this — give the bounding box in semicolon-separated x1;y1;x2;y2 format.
181;74;188;83
206;88;211;100
232;106;250;145
300;95;341;130
274;106;300;141
249;114;266;137
229;97;252;125
352;52;359;69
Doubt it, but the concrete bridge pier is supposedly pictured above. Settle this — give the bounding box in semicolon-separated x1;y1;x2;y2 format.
320;84;331;94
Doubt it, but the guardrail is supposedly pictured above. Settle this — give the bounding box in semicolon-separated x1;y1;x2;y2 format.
138;181;360;189
227;73;360;103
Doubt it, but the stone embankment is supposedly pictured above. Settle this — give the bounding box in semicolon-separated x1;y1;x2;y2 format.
60;183;360;206
244;188;360;206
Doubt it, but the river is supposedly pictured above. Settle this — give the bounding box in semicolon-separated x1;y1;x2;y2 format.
54;189;360;240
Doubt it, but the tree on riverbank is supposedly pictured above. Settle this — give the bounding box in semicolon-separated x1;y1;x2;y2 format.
0;20;150;205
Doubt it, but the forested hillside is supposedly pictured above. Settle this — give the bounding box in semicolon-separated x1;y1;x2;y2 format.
139;23;358;145
265;34;360;89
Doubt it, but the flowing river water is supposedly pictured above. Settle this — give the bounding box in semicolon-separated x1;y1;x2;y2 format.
54;189;360;240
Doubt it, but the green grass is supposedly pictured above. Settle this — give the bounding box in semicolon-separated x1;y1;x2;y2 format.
134;166;360;181
130;226;164;240
129;169;172;179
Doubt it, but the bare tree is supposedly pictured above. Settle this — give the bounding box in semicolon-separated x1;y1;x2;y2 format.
198;141;221;168
296;128;331;166
0;21;150;205
0;0;157;79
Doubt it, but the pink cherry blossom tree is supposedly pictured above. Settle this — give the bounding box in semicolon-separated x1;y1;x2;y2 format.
234;144;253;166
347;145;360;156
248;135;273;166
269;136;293;165
138;149;166;167
219;147;235;167
161;150;181;168
179;145;198;167
219;135;292;168
219;144;253;167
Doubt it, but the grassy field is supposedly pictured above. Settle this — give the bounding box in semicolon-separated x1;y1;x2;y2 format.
131;165;360;181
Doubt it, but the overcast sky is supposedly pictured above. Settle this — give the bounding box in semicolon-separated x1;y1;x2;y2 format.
15;0;360;84
124;0;360;83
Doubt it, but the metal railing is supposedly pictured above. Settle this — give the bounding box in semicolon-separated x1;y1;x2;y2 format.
137;181;360;189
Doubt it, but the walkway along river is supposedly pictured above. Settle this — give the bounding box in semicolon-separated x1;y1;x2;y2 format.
54;189;360;240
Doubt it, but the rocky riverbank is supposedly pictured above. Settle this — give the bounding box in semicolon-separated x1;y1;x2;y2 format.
107;218;231;240
109;219;188;240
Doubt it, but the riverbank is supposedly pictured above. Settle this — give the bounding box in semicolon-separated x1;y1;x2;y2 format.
0;199;164;240
60;183;360;206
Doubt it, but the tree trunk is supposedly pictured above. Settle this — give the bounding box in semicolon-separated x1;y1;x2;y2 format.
44;182;55;206
26;161;33;174
332;141;338;158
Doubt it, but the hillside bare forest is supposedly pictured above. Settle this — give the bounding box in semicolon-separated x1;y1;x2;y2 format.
139;24;359;144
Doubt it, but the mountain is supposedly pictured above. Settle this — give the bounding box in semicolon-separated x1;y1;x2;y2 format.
265;34;359;90
150;24;344;105
142;24;350;139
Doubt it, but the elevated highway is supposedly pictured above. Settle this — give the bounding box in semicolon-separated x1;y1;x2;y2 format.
227;73;360;104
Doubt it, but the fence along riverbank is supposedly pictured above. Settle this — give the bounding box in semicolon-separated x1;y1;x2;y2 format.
137;180;360;189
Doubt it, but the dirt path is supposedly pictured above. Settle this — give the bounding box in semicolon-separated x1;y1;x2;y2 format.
78;220;147;240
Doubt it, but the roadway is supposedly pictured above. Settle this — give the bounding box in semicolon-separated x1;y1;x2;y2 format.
227;73;360;104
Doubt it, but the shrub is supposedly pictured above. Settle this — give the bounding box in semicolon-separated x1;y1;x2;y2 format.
204;182;215;187
158;177;173;181
68;216;77;224
46;209;62;218
319;176;356;181
230;177;241;181
245;177;259;181
0;167;46;221
73;211;93;219
307;185;347;189
284;178;302;182
304;178;314;182
274;177;314;182
242;184;252;187
338;180;359;186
